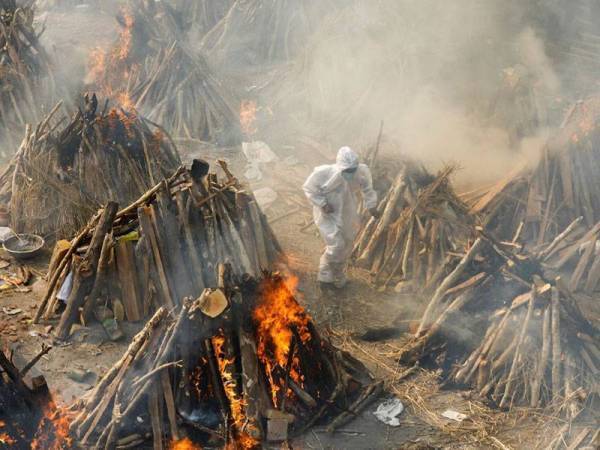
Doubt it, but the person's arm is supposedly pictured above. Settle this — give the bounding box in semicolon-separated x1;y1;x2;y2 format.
303;168;330;210
358;165;378;216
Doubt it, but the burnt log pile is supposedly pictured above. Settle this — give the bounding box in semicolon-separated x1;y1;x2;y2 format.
36;162;283;342
397;224;599;412
68;270;380;449
0;94;180;239
0;0;54;151
470;97;600;246
352;166;474;291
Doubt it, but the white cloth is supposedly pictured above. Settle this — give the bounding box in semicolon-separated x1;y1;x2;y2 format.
303;147;377;283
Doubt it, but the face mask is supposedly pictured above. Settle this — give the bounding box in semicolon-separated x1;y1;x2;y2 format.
342;171;355;181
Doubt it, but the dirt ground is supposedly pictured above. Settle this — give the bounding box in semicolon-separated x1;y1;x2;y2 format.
0;4;578;450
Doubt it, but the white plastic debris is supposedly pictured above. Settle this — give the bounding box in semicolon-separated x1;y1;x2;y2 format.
242;141;278;164
253;187;278;210
373;397;404;426
441;410;468;422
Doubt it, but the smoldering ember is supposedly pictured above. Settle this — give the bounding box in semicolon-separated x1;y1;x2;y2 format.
0;1;599;450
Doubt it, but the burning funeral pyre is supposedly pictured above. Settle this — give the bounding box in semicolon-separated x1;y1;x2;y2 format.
35;162;283;341
397;224;599;412
67;270;380;449
470;96;600;245
352;165;474;291
0;94;180;239
0;344;71;449
0;0;55;151
88;4;242;145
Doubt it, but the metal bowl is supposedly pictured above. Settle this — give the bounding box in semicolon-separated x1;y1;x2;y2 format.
3;233;45;260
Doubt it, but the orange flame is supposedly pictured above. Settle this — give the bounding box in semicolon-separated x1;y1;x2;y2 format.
240;100;258;136
31;402;73;450
87;8;137;111
253;275;311;407
170;437;203;450
0;432;16;446
212;335;259;449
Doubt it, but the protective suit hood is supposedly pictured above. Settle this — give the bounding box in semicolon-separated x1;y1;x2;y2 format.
335;146;359;171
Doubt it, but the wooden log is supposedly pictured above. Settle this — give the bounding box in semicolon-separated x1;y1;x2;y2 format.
55;202;119;340
568;237;596;291
138;206;176;309
174;190;206;293
160;371;180;441
499;287;535;408
82;233;114;324
539;216;583;260
417;238;484;336
149;385;165;450
326;381;384;433
550;288;562;401
530;305;551;407
115;239;143;322
239;327;269;440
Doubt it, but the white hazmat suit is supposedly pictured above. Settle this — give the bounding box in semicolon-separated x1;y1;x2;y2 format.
303;147;377;286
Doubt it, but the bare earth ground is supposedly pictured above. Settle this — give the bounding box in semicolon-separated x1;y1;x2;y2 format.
0;5;571;450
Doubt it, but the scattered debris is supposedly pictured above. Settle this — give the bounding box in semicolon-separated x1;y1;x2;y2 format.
374;398;405;426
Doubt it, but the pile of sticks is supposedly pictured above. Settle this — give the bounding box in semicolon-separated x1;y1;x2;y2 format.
0;94;180;239
36;162;283;341
200;0;321;67
398;226;599;411
470;97;600;246
68;270;380;449
128;42;242;145
0;0;54;151
352;167;474;290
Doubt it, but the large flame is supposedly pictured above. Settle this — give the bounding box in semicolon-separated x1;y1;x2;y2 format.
87;7;138;110
31;402;73;450
252;275;311;407
212;335;259;450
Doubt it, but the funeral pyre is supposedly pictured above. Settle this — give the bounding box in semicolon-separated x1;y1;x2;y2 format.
87;3;242;145
0;0;54;151
0;93;180;240
67;270;380;448
36;162;283;342
469;96;600;245
352;165;474;291
397;223;599;412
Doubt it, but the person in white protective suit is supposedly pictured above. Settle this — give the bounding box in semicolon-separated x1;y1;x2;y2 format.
303;146;378;288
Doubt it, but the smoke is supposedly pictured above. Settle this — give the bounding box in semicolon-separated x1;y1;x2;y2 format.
258;0;583;186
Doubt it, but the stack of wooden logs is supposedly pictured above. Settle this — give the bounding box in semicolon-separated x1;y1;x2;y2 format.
470;97;600;246
67;270;380;449
352;167;474;291
35;162;284;341
0;94;180;239
398;225;599;411
0;0;54;151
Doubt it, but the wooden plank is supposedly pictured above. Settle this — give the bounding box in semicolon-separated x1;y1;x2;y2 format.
115;239;143;322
